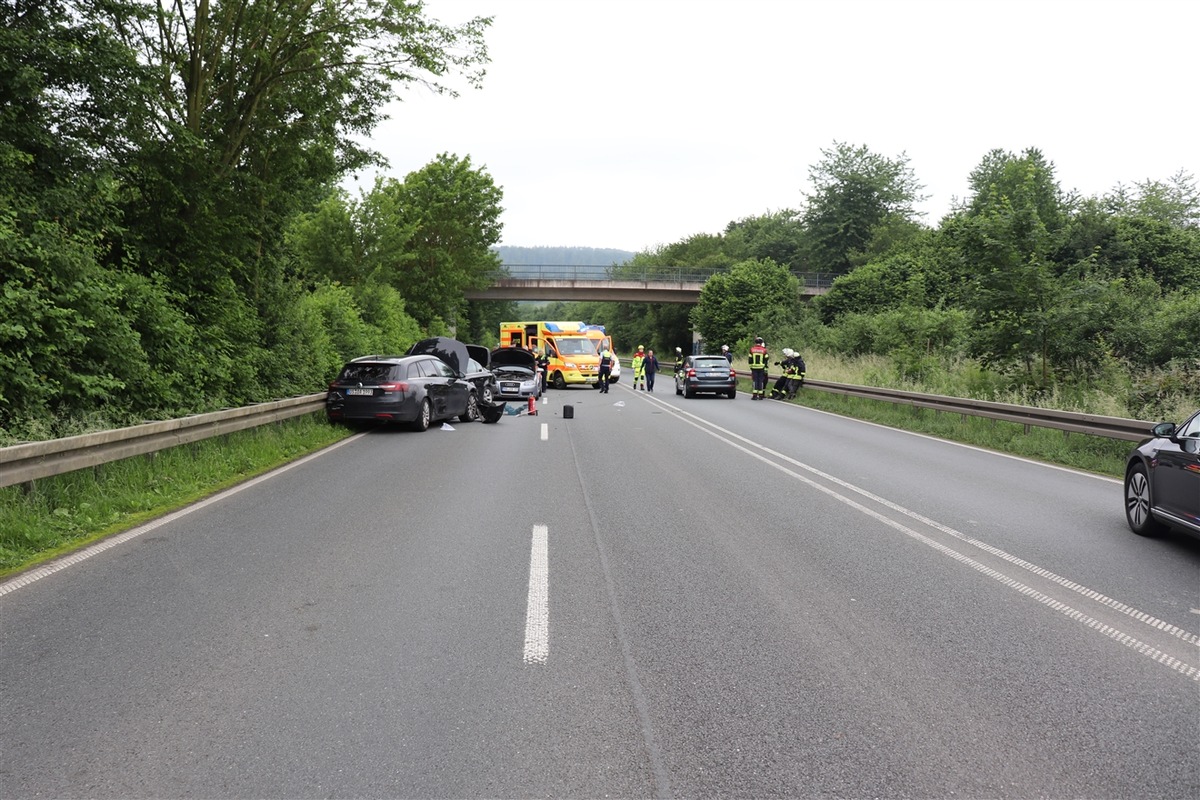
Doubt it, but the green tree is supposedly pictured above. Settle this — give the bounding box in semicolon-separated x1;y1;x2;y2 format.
107;0;493;401
723;211;807;270
934;148;1088;384
111;0;488;289
801;142;927;275
379;153;504;329
966;148;1068;235
0;0;206;431
691;259;800;348
623;234;733;276
1106;170;1199;229
1113;216;1200;291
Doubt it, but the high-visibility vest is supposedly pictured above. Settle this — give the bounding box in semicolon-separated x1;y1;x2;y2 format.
749;345;768;369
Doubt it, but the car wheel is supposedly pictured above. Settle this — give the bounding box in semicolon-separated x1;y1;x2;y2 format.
1125;462;1166;536
482;383;495;405
410;398;432;432
727;388;737;398
460;391;479;423
684;384;694;398
553;371;566;390
675;382;683;396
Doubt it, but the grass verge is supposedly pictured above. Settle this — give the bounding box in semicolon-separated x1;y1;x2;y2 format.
0;413;353;579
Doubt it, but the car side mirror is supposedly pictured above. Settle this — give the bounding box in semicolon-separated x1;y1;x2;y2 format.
1153;421;1178;438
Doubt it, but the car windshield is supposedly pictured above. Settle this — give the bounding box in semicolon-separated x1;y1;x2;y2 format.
554;337;595;356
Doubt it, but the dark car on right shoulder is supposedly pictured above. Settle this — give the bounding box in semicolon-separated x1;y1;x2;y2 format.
675;354;737;398
1124;409;1200;539
326;354;475;431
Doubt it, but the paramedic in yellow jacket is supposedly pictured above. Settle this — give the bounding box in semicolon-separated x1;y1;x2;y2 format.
631;345;647;390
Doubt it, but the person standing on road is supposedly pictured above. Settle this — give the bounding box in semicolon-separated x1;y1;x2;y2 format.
632;345;647;390
674;346;685;380
644;349;659;392
749;337;769;400
598;348;613;393
721;344;733;364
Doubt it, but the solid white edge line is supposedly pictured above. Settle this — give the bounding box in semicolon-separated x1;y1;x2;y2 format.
523;524;549;665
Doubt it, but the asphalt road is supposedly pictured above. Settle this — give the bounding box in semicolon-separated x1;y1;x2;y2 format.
2;384;1198;798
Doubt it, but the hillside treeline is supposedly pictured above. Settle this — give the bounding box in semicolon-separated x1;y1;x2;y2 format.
0;1;516;442
552;144;1198;419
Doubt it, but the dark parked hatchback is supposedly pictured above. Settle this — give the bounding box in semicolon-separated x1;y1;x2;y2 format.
675;355;737;398
326;354;476;431
1124;409;1200;538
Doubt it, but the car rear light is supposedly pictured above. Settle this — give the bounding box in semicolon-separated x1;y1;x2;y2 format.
379;382;409;392
687;369;696;378
730;369;736;378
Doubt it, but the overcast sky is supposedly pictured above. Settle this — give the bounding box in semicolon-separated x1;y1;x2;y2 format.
356;0;1198;254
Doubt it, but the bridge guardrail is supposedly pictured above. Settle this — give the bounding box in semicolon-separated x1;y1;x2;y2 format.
0;382;1156;490
499;264;837;289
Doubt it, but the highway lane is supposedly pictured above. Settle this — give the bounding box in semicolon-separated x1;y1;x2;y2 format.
1;386;1197;798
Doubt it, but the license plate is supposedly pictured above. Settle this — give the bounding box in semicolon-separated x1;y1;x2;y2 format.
501;382;520;392
346;388;373;396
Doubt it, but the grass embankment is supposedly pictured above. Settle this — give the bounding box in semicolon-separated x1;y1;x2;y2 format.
0;414;353;578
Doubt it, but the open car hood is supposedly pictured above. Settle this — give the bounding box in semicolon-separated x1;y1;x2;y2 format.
489;347;537;369
408;336;470;375
466;344;489;369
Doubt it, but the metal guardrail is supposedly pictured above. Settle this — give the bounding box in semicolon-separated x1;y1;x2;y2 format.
0;394;326;489
0;381;1158;490
792;378;1156;442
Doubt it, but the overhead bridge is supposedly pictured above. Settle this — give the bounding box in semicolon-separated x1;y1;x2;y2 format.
465;266;833;304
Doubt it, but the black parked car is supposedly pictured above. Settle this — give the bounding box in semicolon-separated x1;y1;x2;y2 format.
675;354;737;398
326;338;499;431
1124;409;1200;538
405;338;498;406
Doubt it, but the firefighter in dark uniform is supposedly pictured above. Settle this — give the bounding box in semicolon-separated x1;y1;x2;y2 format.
749;337;769;400
787;352;806;398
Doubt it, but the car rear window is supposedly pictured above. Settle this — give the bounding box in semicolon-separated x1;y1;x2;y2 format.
338;363;401;383
695;358;729;368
